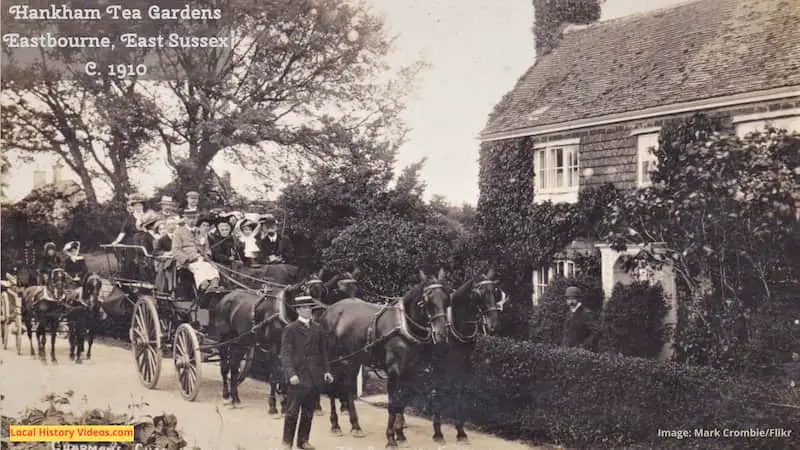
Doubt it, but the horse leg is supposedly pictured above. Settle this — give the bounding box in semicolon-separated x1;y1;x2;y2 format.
346;389;364;437
315;392;323;415
385;374;400;448
68;322;76;360
431;388;445;443
329;391;342;434
220;346;231;400
74;323;85;364
36;323;46;361
86;322;95;360
49;323;58;363
228;346;244;405
25;318;35;357
267;380;279;415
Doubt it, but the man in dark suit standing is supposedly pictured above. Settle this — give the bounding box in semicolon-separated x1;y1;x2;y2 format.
561;286;601;352
257;214;295;265
280;297;333;450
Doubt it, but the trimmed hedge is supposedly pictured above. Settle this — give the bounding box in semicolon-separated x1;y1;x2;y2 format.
450;336;798;449
528;274;603;345
601;281;670;358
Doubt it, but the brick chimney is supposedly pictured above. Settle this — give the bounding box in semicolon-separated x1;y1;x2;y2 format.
52;160;64;183
33;169;47;188
533;0;602;58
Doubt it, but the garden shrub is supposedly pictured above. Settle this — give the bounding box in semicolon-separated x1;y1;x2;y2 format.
1;391;196;449
453;336;798;449
601;281;670;358
528;274;603;345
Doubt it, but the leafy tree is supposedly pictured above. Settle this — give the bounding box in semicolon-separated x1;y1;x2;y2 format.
149;0;424;190
322;213;462;295
603;113;799;368
1;0;161;203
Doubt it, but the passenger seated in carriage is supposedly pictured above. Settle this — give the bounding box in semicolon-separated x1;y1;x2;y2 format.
136;211;161;254
256;214;294;265
196;214;214;259
172;208;220;294
154;216;178;256
209;216;238;266
236;218;261;267
38;242;62;283
62;241;88;283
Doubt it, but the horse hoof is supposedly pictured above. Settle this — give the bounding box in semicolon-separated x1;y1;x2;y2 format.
267;408;278;415
222;392;230;400
457;435;470;443
314;409;324;416
433;435;445;444
331;428;342;436
75;359;83;365
351;429;365;438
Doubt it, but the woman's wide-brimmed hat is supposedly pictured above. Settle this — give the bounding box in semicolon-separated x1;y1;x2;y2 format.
63;241;80;253
128;196;145;207
259;213;277;225
238;218;256;231
44;242;56;251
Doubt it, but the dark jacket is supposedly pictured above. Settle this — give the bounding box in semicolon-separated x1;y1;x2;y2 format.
63;257;88;281
280;319;330;388
256;233;294;264
120;213;138;244
38;254;62;277
154;235;172;255
209;234;238;265
135;232;156;255
562;305;600;352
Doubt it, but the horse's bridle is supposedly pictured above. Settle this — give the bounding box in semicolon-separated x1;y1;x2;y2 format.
448;279;509;341
404;283;450;343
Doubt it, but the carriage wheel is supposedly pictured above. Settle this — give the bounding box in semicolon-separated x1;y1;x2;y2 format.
236;346;256;384
130;297;162;389
0;292;9;350
174;323;202;401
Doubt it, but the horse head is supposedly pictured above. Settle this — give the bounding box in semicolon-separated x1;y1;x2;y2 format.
47;268;68;302
304;270;326;302
330;267;360;300
82;274;107;320
470;269;505;335
407;267;450;345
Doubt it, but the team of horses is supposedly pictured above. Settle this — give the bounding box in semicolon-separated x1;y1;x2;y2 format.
1;263;508;449
212;265;507;448
2;268;105;364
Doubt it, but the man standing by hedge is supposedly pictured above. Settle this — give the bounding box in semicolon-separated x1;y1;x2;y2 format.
562;286;600;352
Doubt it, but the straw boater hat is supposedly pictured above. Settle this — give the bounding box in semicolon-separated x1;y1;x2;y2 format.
159;195;176;207
291;295;325;311
140;211;160;229
44;242;56;252
186;191;200;200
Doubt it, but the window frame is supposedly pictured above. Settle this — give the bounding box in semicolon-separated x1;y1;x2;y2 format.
633;130;660;188
732;109;800;137
532;259;577;306
532;138;581;203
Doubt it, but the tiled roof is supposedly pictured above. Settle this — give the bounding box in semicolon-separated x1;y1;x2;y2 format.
481;0;800;139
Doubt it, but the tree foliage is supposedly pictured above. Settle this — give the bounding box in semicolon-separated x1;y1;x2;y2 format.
532;0;604;57
1;0;161;203
603;113;800;369
148;0;423;190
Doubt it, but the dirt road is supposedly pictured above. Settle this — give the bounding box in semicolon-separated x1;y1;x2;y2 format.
0;339;539;450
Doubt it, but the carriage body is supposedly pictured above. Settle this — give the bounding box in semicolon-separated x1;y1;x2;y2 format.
100;244;287;401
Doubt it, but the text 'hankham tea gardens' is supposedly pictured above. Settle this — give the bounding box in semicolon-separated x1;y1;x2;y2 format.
3;4;229;49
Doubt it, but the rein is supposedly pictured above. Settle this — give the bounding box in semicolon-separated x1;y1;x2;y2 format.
447;280;508;343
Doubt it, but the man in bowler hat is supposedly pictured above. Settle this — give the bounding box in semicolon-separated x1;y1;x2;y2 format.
561;286;601;352
280;298;333;449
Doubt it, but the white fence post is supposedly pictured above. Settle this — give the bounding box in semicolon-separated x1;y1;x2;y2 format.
356;365;363;397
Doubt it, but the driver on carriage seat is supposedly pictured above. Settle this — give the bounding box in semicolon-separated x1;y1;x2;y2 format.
38;242;62;283
256;214;294;265
172;208;221;294
62;241;88;283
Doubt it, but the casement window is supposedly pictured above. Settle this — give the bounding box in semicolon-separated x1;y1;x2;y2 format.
532;259;577;306
636;132;660;188
733;109;800;137
533;138;580;204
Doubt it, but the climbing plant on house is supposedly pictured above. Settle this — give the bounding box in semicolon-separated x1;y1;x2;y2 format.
603;113;800;370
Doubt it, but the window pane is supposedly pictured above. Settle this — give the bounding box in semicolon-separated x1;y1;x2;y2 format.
553;148;564;188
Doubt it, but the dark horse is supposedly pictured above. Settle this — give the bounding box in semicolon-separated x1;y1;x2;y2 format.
213;277;317;410
19;268;69;362
306;268;361;417
65;274;106;363
426;269;507;443
320;268;451;448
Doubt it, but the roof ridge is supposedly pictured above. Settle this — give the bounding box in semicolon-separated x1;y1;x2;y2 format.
589;0;707;28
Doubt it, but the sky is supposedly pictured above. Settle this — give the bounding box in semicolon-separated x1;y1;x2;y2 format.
3;0;687;205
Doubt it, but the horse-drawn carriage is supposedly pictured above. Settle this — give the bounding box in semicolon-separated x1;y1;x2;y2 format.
100;244;298;401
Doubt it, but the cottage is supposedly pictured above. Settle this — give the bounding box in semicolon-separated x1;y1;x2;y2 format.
480;0;800;345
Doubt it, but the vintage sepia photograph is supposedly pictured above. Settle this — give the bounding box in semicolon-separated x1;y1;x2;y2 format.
1;0;798;449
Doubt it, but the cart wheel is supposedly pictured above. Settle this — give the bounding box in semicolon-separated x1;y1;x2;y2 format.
131;297;162;389
0;291;9;350
236;346;256;384
174;323;202;401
